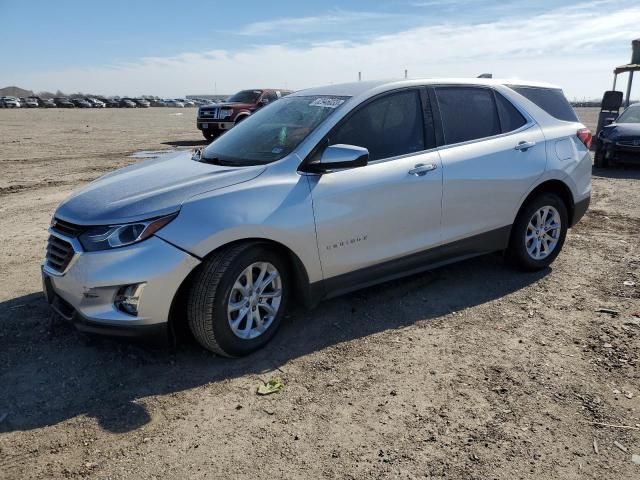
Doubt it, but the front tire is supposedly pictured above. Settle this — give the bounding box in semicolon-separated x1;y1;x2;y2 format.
593;147;608;168
187;243;289;357
506;193;568;271
202;129;218;141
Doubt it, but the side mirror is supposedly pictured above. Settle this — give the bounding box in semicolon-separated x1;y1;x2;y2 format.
306;144;369;173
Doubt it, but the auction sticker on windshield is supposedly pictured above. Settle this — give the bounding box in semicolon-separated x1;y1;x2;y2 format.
309;97;345;108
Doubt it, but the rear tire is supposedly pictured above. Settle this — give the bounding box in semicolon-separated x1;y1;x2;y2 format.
506;193;568;271
187;243;289;357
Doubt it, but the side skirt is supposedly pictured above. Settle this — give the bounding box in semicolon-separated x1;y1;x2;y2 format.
312;225;512;300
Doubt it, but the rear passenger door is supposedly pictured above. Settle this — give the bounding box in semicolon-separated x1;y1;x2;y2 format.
434;86;547;244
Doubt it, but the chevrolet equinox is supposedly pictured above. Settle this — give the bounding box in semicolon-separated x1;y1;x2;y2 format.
43;78;592;356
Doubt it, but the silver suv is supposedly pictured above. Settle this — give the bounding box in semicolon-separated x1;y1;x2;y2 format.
43;78;592;356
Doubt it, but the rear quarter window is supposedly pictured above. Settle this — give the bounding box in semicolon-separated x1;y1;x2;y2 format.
509;86;578;122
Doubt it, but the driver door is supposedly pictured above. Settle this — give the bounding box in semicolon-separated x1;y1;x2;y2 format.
306;88;443;292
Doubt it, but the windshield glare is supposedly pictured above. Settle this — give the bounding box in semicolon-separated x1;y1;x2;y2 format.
202;95;348;165
227;90;263;103
617;106;640;124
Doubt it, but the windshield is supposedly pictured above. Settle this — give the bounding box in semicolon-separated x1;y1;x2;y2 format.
617;106;640;124
202;95;349;165
227;90;263;103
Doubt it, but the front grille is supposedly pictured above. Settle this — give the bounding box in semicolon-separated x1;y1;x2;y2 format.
617;139;640;147
46;235;75;273
51;218;84;237
45;218;84;273
201;107;220;119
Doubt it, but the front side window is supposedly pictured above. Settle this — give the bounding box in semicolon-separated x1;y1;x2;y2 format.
436;87;500;145
328;89;425;161
202;95;348;165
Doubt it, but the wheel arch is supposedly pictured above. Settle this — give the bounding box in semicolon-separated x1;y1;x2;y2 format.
516;179;576;226
167;237;319;343
233;112;251;123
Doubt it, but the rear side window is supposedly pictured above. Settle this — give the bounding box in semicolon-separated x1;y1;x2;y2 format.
509;86;578;122
435;87;500;144
495;92;527;132
329;89;425;161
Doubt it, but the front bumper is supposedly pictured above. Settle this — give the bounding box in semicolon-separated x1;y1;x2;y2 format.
42;235;200;336
600;139;640;163
197;119;234;131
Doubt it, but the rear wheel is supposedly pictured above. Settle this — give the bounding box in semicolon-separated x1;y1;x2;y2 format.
506;193;568;271
187;243;289;357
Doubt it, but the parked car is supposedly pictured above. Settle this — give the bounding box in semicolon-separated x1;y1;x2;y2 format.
20;97;39;108
86;98;106;108
150;99;167;107
119;98;137;108
97;97;119;108
42;78;591;357
164;99;184;108
53;97;75;108
594;102;640;167
197;88;292;140
175;98;195;107
42;98;57;108
72;98;92;108
0;96;21;108
134;98;151;108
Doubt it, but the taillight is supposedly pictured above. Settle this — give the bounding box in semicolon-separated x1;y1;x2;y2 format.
577;128;592;149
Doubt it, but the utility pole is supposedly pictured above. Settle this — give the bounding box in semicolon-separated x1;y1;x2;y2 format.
404;69;408;79
358;72;362;82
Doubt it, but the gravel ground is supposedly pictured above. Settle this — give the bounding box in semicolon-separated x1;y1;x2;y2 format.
0;107;639;479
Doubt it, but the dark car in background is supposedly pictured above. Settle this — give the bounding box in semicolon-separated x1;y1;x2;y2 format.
54;97;75;108
72;98;92;108
134;98;151;108
197;88;293;140
595;103;640;167
96;97;119;108
42;98;56;108
119;98;137;108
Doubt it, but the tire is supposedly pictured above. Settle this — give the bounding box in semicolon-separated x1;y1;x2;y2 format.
593;148;607;168
506;193;568;271
187;242;289;357
202;130;217;141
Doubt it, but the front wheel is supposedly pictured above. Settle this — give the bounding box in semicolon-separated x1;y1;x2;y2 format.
187;243;289;357
593;148;608;168
506;193;568;271
202;130;218;141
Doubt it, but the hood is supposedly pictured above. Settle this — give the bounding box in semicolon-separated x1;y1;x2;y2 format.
600;122;640;139
55;150;266;225
201;102;253;110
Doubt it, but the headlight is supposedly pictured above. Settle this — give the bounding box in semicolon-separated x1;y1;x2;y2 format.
221;108;233;118
78;213;177;252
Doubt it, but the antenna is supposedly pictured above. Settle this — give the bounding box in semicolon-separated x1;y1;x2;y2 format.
358;71;362;82
404;69;408;79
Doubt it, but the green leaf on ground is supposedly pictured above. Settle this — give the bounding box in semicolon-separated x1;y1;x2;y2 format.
257;378;284;395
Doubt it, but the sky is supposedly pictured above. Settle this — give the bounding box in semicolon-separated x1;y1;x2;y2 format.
0;0;638;99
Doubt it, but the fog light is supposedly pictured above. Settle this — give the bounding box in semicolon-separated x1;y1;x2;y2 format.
114;284;145;316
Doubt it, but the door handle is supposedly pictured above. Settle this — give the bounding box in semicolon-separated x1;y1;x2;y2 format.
515;140;536;151
408;163;437;176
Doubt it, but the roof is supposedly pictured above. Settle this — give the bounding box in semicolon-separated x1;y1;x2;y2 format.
292;77;563;98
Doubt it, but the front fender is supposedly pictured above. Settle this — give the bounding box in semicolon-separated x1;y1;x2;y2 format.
155;163;323;284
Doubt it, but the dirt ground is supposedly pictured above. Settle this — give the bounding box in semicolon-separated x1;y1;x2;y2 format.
0;107;639;479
